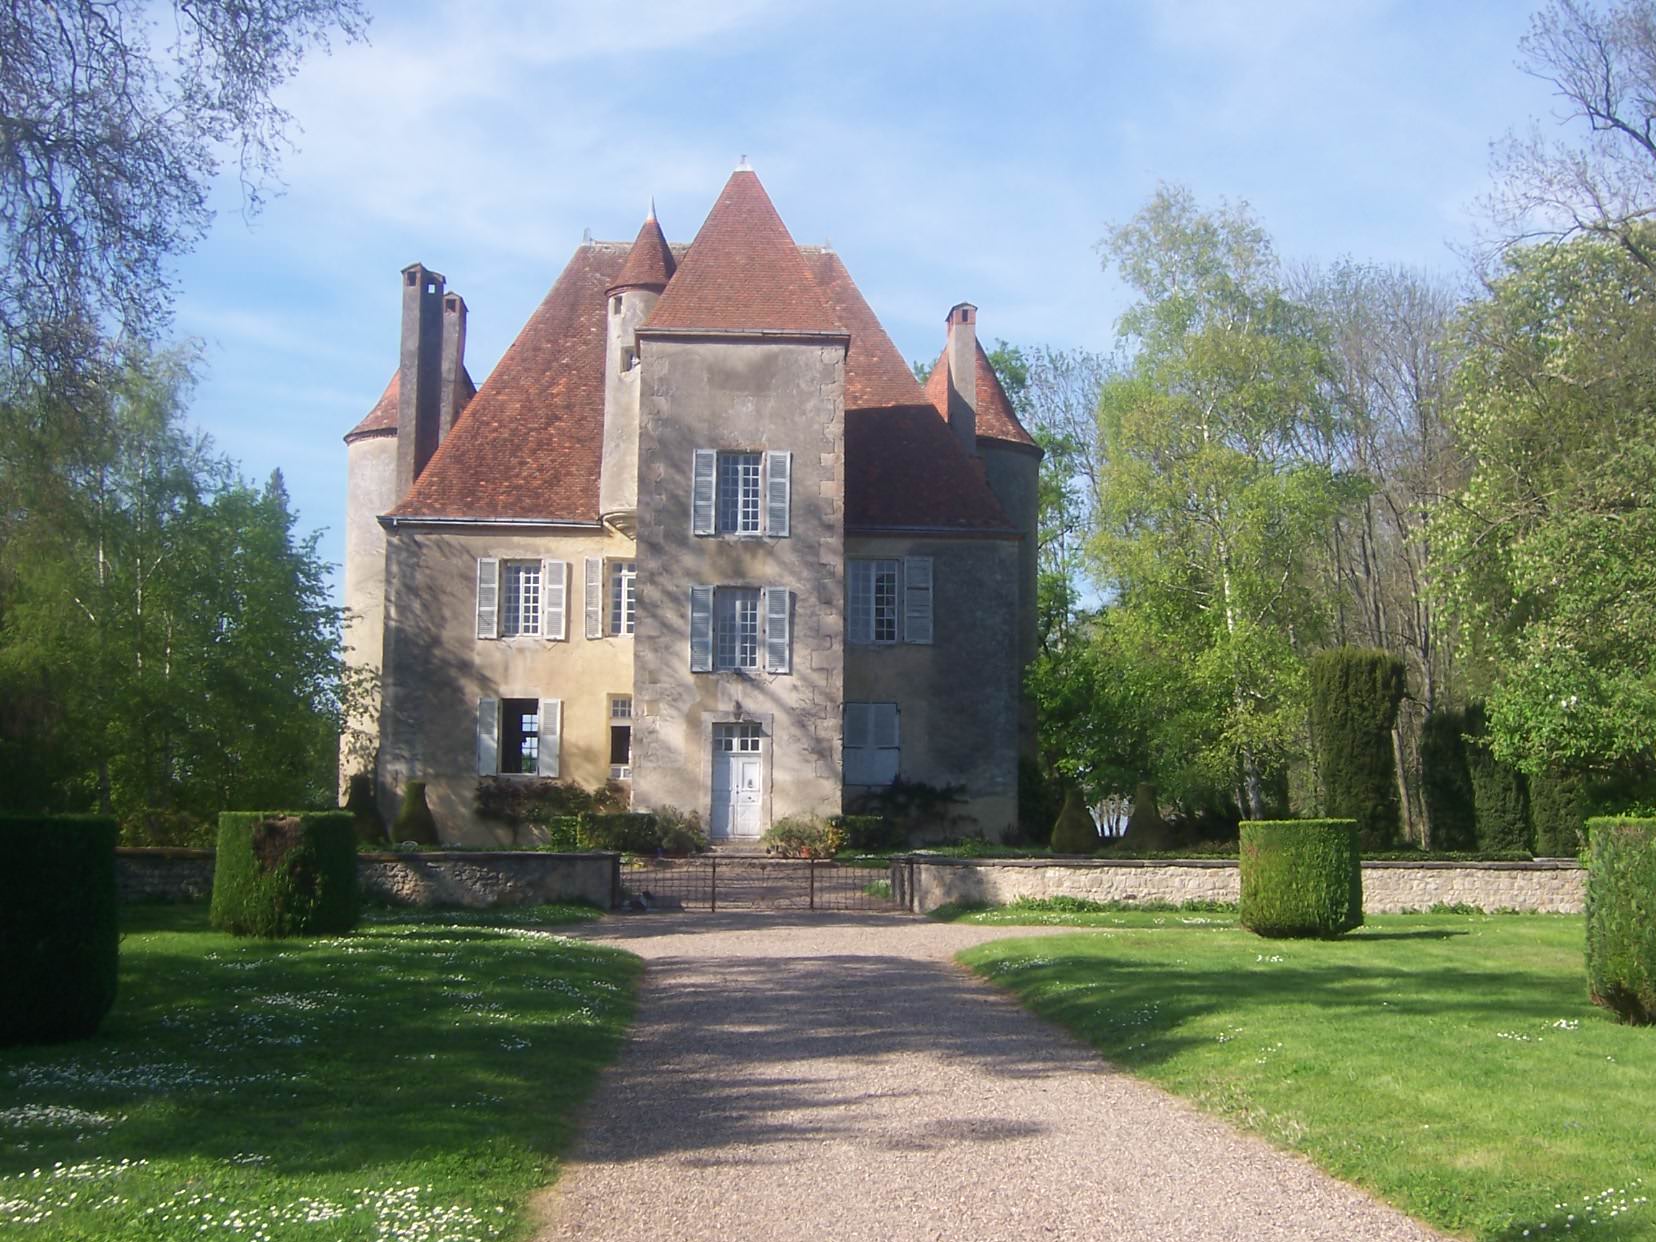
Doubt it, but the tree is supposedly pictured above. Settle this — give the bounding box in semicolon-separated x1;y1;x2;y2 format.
1;0;366;392
1090;186;1350;818
1433;233;1656;775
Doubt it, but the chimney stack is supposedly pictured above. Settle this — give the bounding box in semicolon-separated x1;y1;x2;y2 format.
396;263;446;499
439;291;468;440
945;302;978;458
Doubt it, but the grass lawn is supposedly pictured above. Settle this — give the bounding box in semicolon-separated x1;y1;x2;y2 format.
952;904;1654;1241
1;902;638;1241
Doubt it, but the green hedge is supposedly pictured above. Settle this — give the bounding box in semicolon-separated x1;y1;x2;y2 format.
1309;648;1405;849
1050;788;1100;854
1585;817;1656;1025
0;816;119;1045
210;811;359;937
1421;708;1477;850
834;814;899;851
1465;703;1532;853
1530;768;1592;857
1239;819;1363;939
581;812;661;853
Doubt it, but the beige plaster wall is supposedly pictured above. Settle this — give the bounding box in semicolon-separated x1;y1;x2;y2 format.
379;524;637;843
631;336;846;830
340;433;398;790
844;534;1021;840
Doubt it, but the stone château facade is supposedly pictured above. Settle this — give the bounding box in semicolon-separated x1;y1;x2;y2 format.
341;168;1039;843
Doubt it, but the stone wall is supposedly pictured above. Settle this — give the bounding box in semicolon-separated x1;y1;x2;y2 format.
895;856;1586;915
116;849;620;910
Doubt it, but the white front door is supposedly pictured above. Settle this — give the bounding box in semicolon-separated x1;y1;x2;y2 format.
711;724;764;839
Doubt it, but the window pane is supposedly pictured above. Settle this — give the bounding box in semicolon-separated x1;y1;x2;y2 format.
609;561;636;635
873;560;898;643
500;697;540;774
501;561;541;637
716;452;762;534
714;588;760;669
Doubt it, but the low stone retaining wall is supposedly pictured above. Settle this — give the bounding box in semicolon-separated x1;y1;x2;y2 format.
893;856;1586;915
117;849;620;910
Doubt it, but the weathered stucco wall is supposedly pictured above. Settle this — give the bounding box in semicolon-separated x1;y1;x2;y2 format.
977;441;1040;758
340;432;398;793
844;534;1020;840
631;336;846;830
379;524;636;843
896;857;1586;914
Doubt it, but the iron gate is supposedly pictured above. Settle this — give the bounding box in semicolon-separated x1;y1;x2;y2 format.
617;856;901;912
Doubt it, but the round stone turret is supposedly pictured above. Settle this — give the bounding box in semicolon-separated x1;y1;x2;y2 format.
599;209;677;533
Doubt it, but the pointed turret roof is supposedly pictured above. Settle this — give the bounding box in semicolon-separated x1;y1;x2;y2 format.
644;170;843;335
607;208;676;294
923;339;1039;450
344;368;476;443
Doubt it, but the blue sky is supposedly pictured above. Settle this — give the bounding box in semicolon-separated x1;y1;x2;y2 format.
167;0;1558;599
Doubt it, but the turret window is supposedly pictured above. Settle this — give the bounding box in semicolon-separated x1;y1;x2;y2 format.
847;556;933;645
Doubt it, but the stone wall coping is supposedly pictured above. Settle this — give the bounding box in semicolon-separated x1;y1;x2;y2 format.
358;850;619;863
897;854;1583;872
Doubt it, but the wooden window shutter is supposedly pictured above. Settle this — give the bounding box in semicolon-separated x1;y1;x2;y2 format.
873;703;900;784
765;450;791;537
691;449;717;535
843;702;870;785
538;699;562;778
584;557;603;639
477;698;499;774
476;557;500;639
689;586;714;672
903;556;934;644
543;560;568;641
763;587;791;673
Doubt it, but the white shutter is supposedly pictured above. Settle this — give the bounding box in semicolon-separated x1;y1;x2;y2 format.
765;450;791;537
477;698;499;774
904;556;934;644
692;449;717;535
476;558;499;639
543;560;568;641
584;557;603;639
689;586;714;672
538;699;562;777
764;587;791;673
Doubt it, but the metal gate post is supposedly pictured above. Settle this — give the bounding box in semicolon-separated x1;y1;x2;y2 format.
710;856;718;913
809;858;816;910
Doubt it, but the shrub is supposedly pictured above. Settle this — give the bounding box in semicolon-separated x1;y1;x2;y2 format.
847;777;967;841
538;814;586;851
1017;756;1065;845
1584;817;1656;1025
344;774;386;847
1050;788;1100;854
1308;648;1406;850
761;815;845;859
118;808;214;849
1530;767;1592;857
653;806;709;855
1122;782;1173;851
210;811;359;937
580;812;660;853
1238;819;1363;939
391;781;440;845
1465;704;1532;853
1421;708;1477;850
834;814;899;851
0;816;119;1045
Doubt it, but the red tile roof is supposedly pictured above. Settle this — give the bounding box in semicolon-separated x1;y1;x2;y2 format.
922;340;1039;449
608;212;676;293
644;171;843;336
344;368;476;443
388;243;624;521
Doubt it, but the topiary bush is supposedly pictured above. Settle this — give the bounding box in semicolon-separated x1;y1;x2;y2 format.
1584;817;1656;1025
1050;788;1100;854
761;815;845;859
1308;648;1406;849
1421;708;1477;850
0;816;119;1045
1239;819;1363;939
1465;703;1532;853
344;773;386;847
210;811;359;938
1530;767;1592;857
391;781;440;845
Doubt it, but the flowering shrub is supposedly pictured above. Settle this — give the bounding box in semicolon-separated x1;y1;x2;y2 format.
761;816;845;859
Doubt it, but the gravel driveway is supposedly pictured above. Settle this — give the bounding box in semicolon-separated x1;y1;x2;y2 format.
535;911;1443;1242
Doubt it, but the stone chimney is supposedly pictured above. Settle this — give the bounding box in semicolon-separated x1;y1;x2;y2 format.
439;291;468;440
396;263;446;499
945;302;978;458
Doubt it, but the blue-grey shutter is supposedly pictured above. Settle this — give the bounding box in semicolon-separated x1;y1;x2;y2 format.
692;450;717;535
843;702;870;784
584;557;603;639
543;559;568;641
689;586;714;672
873;703;900;784
763;587;791;673
903;556;933;644
476;558;499;639
477;698;499;774
538;699;562;777
765;450;791;537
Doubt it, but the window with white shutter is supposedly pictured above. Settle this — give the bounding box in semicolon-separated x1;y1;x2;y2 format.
847;559;899;644
765;450;791;537
476;558;499;639
584;557;603;639
843;702;899;786
689;585;714;672
537;698;562;778
691;449;717;535
763;587;791;673
476;697;499;774
903;556;933;644
542;560;568;641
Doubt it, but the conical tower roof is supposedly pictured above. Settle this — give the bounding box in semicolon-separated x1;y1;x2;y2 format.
644;169;842;335
607;207;676;294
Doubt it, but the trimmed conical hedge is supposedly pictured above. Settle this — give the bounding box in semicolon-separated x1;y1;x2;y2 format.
1239;819;1363;938
1308;648;1405;850
210;811;358;938
1050;788;1100;854
392;781;439;845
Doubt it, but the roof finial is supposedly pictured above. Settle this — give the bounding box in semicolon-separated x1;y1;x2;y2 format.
647;196;657;222
581;226;592;246
736;153;752;171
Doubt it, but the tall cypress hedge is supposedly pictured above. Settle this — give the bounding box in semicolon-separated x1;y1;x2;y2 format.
1584;817;1656;1025
1;815;119;1045
1530;767;1592;857
210;811;358;937
1308;648;1406;850
1465;703;1532;853
1239;819;1363;938
1421;707;1478;850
